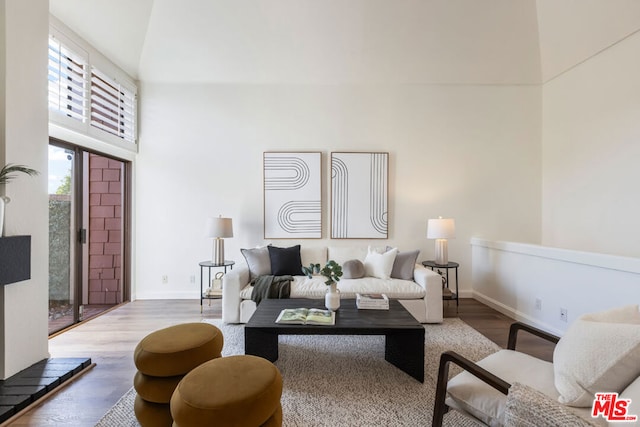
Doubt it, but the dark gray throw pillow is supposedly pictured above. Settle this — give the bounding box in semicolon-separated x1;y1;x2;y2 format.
241;246;271;281
268;245;303;276
387;247;420;280
342;259;365;279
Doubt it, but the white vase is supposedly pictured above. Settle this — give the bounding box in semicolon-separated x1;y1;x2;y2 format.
325;282;341;312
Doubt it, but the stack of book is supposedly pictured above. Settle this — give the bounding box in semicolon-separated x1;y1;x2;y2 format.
356;293;389;310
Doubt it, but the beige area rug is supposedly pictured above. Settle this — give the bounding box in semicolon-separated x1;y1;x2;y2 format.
96;318;498;426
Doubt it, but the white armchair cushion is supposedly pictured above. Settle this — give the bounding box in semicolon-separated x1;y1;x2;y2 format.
504;383;603;427
619;376;640;426
553;305;640;407
446;349;556;426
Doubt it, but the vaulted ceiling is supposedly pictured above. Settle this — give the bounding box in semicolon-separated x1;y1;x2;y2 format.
50;0;640;84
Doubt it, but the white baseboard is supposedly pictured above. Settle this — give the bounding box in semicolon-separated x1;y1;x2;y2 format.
471;291;563;337
133;291;198;300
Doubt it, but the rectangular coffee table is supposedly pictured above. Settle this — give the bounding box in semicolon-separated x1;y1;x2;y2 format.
244;298;425;382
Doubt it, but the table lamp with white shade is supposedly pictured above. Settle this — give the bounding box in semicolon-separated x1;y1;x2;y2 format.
205;216;233;265
427;217;455;266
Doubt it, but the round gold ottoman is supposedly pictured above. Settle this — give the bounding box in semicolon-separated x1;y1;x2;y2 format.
133;323;224;427
134;323;224;377
171;355;283;427
134;394;174;427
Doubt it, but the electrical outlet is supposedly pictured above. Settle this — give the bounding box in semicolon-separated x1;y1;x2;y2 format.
162;275;168;284
190;275;196;284
535;298;542;311
560;308;568;322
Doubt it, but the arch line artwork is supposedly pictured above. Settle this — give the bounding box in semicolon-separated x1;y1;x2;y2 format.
263;152;322;239
331;152;388;239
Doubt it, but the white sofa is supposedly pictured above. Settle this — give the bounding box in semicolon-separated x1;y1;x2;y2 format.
222;246;444;324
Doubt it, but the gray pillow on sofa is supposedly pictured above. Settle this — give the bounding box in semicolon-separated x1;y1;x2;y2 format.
241;246;271;281
387;247;419;280
342;259;365;279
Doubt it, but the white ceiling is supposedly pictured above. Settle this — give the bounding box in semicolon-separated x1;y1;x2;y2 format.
49;0;640;85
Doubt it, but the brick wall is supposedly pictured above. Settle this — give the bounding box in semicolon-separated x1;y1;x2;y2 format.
88;154;123;305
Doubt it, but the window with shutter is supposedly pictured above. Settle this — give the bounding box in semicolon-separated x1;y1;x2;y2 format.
90;68;136;144
48;18;138;150
48;35;89;124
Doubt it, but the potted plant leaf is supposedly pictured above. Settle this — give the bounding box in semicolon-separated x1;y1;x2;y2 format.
0;163;39;236
302;260;343;311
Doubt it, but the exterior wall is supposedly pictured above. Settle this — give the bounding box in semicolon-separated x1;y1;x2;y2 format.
88;154;123;305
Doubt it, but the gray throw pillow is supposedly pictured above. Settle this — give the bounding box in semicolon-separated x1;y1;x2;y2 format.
342;259;365;279
241;246;271;281
387;247;420;280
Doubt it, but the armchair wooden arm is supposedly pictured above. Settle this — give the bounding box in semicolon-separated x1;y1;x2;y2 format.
432;350;511;427
432;322;561;427
507;321;559;350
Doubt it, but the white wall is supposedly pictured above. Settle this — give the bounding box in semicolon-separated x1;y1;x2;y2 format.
536;0;640;82
0;0;49;379
135;82;541;299
541;30;640;258
472;238;640;335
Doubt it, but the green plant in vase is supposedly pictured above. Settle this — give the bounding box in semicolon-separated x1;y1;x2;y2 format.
302;260;343;311
302;260;343;286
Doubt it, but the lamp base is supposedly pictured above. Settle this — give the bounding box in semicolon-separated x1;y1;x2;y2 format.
434;239;448;266
212;238;225;265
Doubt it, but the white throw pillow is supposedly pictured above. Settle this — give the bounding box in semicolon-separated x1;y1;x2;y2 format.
363;246;397;280
553;304;640;407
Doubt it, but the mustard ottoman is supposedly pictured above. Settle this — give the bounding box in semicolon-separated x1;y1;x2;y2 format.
133;323;224;427
171;355;283;427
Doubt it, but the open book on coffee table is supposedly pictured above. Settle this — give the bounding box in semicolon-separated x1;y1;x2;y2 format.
275;308;335;325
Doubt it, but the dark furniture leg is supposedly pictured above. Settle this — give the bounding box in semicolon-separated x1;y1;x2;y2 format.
244;329;279;362
385;329;425;382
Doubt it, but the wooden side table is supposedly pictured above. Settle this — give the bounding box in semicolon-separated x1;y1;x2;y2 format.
199;260;234;312
421;261;459;307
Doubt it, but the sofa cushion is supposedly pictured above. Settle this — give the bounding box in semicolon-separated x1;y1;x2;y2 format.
241;246;271;281
300;247;327;271
327;246;368;265
363;246;397;279
553;304;640;407
342;259;365;279
268;245;302;276
239;276;426;300
387;247;420;280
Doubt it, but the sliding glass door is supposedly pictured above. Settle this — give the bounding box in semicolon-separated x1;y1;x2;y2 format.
48;144;77;332
48;141;130;334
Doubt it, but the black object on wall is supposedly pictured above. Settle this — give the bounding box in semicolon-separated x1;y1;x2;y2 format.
0;235;31;285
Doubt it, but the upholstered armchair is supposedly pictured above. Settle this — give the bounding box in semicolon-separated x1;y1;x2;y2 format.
432;305;640;427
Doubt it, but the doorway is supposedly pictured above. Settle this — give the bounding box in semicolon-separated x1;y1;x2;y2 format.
48;141;130;334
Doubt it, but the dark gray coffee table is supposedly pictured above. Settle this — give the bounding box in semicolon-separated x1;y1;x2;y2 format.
244;298;425;382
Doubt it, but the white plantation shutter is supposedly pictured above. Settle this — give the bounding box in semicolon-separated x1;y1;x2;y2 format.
48;20;138;149
48;35;89;123
90;68;137;143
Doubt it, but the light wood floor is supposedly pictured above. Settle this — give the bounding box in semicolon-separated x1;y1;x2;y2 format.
6;298;555;427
